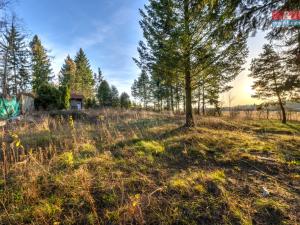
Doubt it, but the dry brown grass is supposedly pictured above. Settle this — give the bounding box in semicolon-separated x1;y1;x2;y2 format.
0;109;299;224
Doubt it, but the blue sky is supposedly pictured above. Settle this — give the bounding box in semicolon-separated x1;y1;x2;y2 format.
14;0;148;95
13;0;268;105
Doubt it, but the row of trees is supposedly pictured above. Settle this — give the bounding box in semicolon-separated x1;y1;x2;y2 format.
59;53;131;109
131;0;300;126
59;49;94;99
97;80;131;109
0;2;131;110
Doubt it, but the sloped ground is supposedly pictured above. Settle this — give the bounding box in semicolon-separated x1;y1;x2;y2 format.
0;109;299;225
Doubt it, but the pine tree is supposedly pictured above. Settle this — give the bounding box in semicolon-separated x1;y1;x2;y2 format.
111;85;119;107
30;35;52;92
94;67;103;91
135;0;248;126
0;18;30;96
280;31;300;101
18;55;30;92
120;92;131;109
74;48;94;98
0;25;11;96
97;80;111;107
250;44;288;124
131;70;151;108
59;55;77;90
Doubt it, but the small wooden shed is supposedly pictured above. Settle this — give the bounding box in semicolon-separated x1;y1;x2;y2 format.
70;93;84;110
17;93;35;114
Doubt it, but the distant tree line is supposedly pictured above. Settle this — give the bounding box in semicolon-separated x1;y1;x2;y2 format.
0;2;131;110
131;0;300;126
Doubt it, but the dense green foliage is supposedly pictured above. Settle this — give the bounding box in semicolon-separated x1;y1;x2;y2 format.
59;85;71;110
34;84;60;110
97;80;112;107
131;70;151;108
59;55;76;89
133;0;248;126
131;0;300;127
120;92;131;109
74;48;94;99
35;84;71;110
111;85;120;107
30;35;52;92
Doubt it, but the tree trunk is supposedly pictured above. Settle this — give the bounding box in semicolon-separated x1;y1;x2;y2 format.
202;84;205;116
197;85;201;115
185;67;194;127
184;0;194;127
278;94;287;124
2;50;9;97
170;85;174;112
183;94;186;113
175;82;179;112
273;73;286;124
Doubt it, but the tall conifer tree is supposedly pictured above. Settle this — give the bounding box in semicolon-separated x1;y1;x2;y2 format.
0;18;30;96
30;35;52;92
74;48;94;98
59;55;76;90
250;44;288;124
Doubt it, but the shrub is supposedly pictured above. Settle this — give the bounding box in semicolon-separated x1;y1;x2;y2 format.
35;84;61;110
35;84;71;110
78;143;97;158
120;92;131;109
85;98;97;109
59;85;70;109
54;152;74;169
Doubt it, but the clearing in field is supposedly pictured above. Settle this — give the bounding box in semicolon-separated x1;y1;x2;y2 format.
0;109;299;224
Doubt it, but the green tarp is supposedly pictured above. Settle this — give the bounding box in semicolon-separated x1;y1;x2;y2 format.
0;97;20;120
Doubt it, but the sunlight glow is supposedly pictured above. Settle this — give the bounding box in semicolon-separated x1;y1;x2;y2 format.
244;85;255;97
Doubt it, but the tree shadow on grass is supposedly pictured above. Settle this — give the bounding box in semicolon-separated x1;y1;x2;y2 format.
286;123;300;133
155;125;191;141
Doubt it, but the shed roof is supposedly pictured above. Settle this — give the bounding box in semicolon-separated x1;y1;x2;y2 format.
18;92;36;98
70;93;84;100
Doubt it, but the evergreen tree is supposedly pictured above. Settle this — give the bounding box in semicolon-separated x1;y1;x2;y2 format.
250;44;288;124
94;67;103;91
111;85;119;107
120;92;131;109
131;70;151;108
59;85;70;109
135;0;248;126
30;35;52;92
280;31;300;101
97;80;111;107
0;25;11;96
74;48;94;98
18;57;30;92
0;18;30;96
59;55;76;89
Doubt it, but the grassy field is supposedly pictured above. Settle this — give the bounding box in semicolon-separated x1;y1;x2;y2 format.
0;109;299;225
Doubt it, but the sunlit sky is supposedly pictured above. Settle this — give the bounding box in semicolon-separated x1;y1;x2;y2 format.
14;0;268;106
